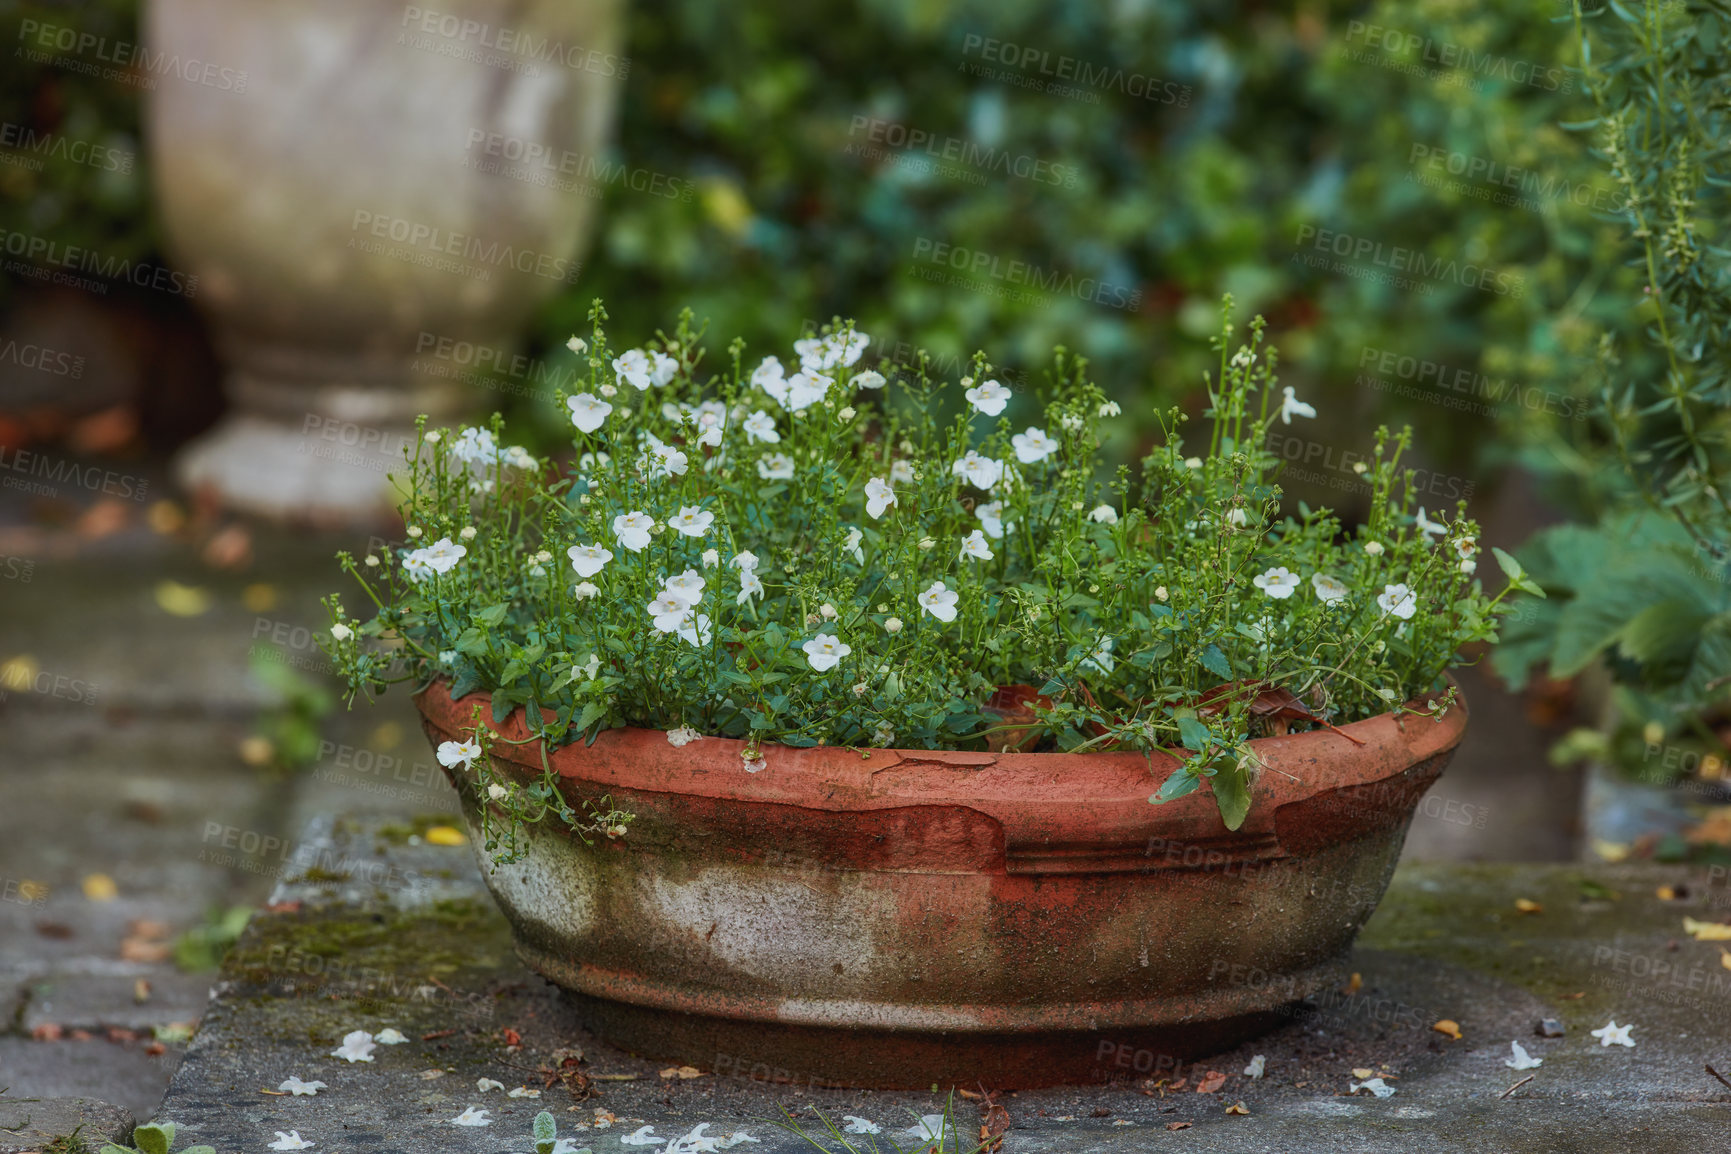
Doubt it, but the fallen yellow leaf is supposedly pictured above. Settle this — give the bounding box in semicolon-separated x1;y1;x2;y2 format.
242;583;277;612
657;1066;705;1079
424;826;466;847
1684;916;1731;941
1514;898;1542;914
1721;949;1731;972
154;580;211;617
82;873;117;901
1347;971;1363;994
0;654;39;692
1655;886;1677;901
1351;1067;1374;1080
1224;1101;1249;1115
1592;839;1630;863
1432;1019;1462;1040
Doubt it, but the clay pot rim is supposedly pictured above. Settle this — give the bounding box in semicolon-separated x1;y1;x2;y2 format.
414;675;1467;835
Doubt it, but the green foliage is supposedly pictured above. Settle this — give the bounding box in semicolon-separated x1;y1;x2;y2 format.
530;1110;587;1154
99;1122;214;1154
245;650;335;773
328;297;1519;836
172;906;253;973
1495;1;1731;785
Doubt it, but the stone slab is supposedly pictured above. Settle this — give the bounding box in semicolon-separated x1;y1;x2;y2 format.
0;1039;179;1128
150;816;1731;1151
0;1095;134;1154
21;973;213;1034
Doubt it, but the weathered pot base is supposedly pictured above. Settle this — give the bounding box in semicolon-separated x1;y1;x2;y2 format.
556;988;1303;1090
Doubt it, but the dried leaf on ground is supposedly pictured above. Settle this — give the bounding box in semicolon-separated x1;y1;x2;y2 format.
1433;1019;1463;1039
1195;1070;1227;1094
1165;1121;1192;1131
1683;917;1731;941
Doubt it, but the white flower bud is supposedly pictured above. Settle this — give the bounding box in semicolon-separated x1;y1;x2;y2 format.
1155;586;1169;602
566;336;588;354
819;603;838;619
837;406;856;421
330;623;352;641
459;526;477;540
884;617;903;634
364;555;380;567
1364;541;1385;556
573;582;600;600
406;526;423;539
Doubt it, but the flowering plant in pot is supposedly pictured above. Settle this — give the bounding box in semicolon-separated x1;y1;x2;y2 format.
322;297;1532;1086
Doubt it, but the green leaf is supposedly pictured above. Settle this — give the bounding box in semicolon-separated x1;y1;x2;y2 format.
99;1145;136;1154
1176;716;1213;752
533;1110;558;1150
133;1125;171;1154
1198;643;1232;680
454;627;491;657
1152;769;1200;803
1209;761;1252;831
1492;546;1526;585
181;1147;217;1154
476;603;509;627
576;700;608;732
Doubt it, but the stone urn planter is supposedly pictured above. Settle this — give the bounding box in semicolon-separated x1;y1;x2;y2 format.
416;677;1468;1089
146;0;623;524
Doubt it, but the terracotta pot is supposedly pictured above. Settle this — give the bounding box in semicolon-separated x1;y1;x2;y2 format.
146;0;623;524
416;679;1467;1088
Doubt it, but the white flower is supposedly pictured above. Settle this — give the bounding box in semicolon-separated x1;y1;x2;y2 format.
1312;573;1349;604
620;1126;664;1147
614;349;655;390
802;633;851;672
842;1117;882;1134
567;543;613;578
742;410;780;443
1155;586;1168;601
644;440;690;480
573;581;600;600
666;726;702;748
1363;540;1385;556
701;548;720;568
418;537;467;575
670;505;715;538
1377;583;1418;620
476;1078;505;1092
964;379;1012;416
278;1077;326;1096
663;568;706;606
1505;1041;1543;1070
736;570;764;605
268;1131;314;1150
449;426;499;464
918;581;959;623
1279;386;1316;424
577;654;602;680
836;406;855;422
1254;567;1301;599
864;477;897;519
959;530;994;561
648;350;679;386
796;330;870;371
676;613;713;648
566;392;613;433
757;453;795;480
1011;426;1059;463
731;550;760;572
1460;558;1477;574
613;511;654;552
903;1116;949;1143
752;355;788;404
507;1086;540;1098
329;624;352;642
851;370;886;389
566;336;587;354
1089;504;1118;525
1184;456;1203;469
951;451;1005;490
819;603;837;619
1590;1021;1635;1047
1415;506;1447;539
1349;1078;1395;1098
694;410;725;448
487;783;508;802
1081;636;1115;674
436;740;480;770
976;501;1009;539
1452;535;1478;559
843;527;864;564
459;526;478;541
375;1028;408;1045
449;1107;491;1127
889;459;916;486
648;592;694;634
1243;1055;1265;1079
329;1030;376;1063
1098;400;1122;417
782;370;832;412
